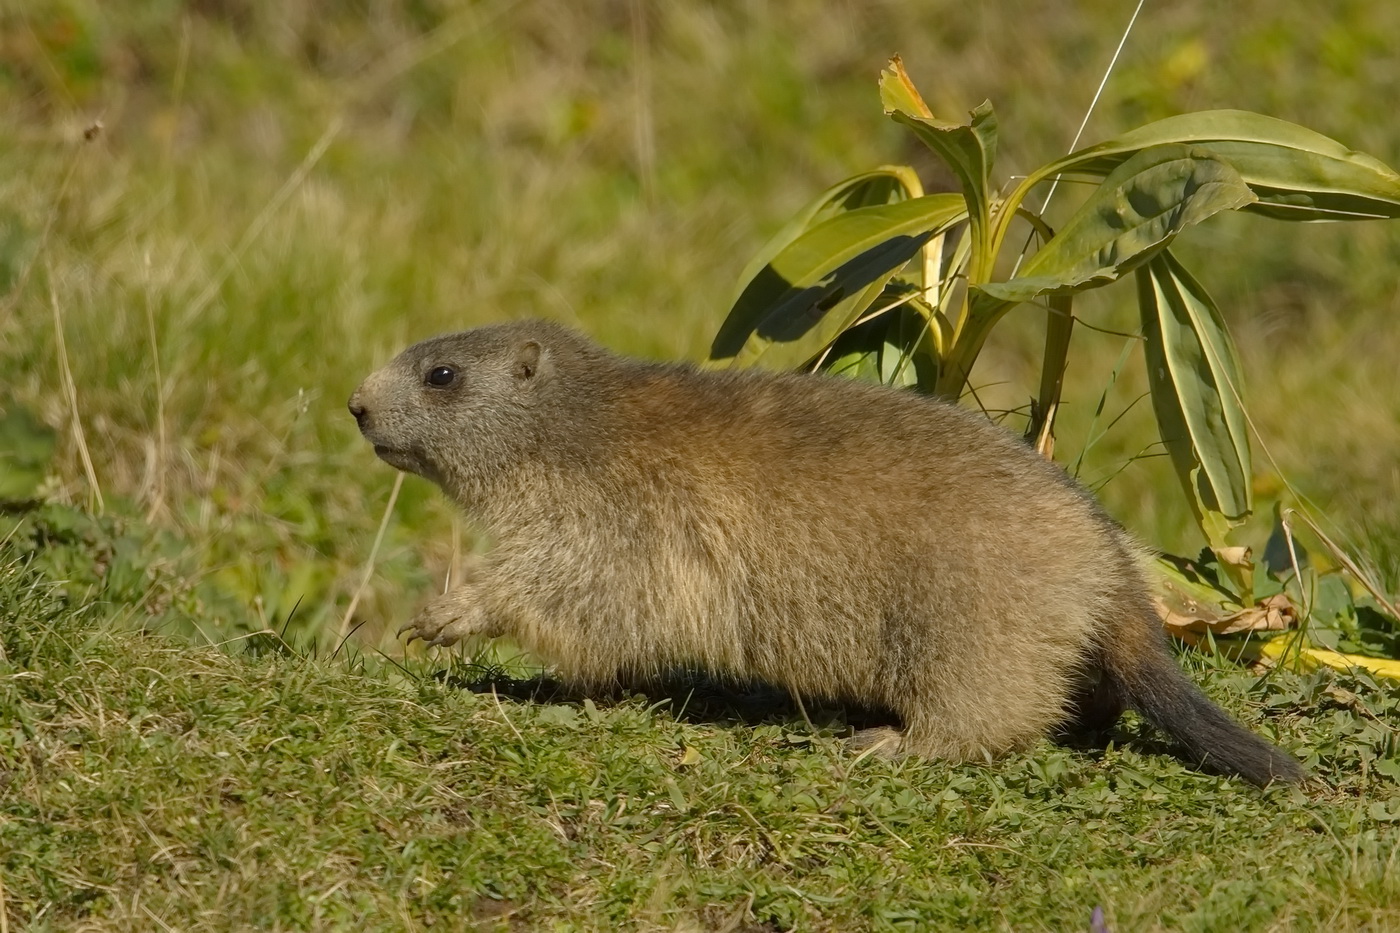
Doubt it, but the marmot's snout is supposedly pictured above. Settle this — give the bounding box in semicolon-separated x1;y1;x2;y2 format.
348;367;392;434
347;392;369;431
348;372;439;480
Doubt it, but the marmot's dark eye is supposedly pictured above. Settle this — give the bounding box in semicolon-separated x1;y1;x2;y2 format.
426;366;456;387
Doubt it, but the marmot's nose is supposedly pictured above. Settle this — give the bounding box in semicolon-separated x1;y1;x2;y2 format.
347;392;368;428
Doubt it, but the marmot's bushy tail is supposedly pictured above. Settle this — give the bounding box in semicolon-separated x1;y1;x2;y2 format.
1102;600;1307;787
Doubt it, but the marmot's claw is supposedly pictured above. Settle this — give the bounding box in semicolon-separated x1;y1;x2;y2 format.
397;616;444;646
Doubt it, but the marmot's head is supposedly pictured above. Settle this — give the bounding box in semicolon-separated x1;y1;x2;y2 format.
349;321;586;493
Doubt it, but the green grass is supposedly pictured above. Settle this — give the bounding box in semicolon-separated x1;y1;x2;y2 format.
4;504;1400;931
4;2;1400;928
0;509;1394;930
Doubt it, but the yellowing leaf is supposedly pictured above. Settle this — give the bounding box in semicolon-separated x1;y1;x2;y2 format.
878;56;933;119
1156;593;1295;636
1259;634;1400;681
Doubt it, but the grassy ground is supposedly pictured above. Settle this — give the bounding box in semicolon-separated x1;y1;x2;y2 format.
4;1;1400;929
4;503;1400;931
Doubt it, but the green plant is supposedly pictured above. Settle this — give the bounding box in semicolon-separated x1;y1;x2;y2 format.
710;58;1400;568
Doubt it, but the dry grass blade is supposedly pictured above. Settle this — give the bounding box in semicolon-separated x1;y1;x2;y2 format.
338;471;405;643
1285;508;1400;622
49;276;103;514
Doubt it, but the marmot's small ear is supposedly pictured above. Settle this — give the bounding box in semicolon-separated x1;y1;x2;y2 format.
512;340;544;381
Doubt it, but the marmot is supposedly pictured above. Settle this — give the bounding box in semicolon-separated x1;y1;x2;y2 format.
348;320;1304;786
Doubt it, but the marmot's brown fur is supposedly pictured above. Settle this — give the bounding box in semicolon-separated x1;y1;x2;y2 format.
348;320;1304;786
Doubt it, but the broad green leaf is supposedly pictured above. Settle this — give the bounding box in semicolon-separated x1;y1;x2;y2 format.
981;145;1257;303
1155;554;1242;613
937;147;1256;399
710;194;966;369
881;60;997;263
1035;110;1400;221
728;246;919;373
729;167;923;309
822;299;940;392
1137;250;1252;543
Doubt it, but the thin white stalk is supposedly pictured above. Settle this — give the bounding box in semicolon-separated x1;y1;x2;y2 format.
1011;0;1147;276
339;471;405;643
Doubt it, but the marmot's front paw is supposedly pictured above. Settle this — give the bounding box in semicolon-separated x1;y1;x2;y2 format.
399;588;491;647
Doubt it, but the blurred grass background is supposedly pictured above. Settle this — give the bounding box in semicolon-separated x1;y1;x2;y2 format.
2;0;1398;649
